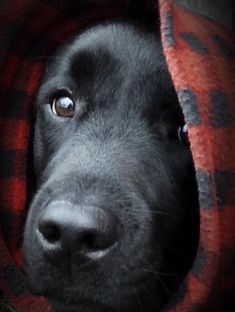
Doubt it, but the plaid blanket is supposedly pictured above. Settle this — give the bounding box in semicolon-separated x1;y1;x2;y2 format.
0;0;234;311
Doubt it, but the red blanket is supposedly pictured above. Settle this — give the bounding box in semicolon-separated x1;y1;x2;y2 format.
0;1;235;311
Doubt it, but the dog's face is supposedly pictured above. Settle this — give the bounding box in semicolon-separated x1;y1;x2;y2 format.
23;22;198;312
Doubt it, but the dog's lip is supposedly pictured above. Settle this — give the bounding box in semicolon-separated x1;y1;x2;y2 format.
73;241;118;259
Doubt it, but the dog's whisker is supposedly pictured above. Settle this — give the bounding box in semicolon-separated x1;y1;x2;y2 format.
132;287;144;309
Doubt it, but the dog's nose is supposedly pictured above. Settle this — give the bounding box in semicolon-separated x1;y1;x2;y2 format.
37;201;119;267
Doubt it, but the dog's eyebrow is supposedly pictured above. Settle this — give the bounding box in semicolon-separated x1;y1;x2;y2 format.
37;78;74;104
69;48;117;84
70;51;96;81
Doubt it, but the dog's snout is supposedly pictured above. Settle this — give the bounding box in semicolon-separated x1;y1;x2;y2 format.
37;201;119;267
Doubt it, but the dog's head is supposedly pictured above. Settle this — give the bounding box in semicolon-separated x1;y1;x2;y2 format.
23;21;198;312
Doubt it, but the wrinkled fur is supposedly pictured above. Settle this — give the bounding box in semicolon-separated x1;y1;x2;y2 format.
23;19;198;312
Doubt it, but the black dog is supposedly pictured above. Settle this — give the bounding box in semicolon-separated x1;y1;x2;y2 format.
23;17;199;312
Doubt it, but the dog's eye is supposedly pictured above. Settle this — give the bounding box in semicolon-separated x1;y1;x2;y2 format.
51;97;75;117
177;124;189;144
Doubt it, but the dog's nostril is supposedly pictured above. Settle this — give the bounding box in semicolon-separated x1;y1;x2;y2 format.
36;201;119;267
82;232;98;250
82;232;110;251
38;221;61;244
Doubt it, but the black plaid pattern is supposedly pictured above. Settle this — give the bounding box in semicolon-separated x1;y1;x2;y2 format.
0;23;22;69
209;90;231;128
191;245;207;278
0;150;15;178
177;88;201;126
196;170;213;210
2;90;29;119
163;12;175;46
213;34;235;60
180;32;208;53
215;171;232;207
20;36;51;59
0;209;13;242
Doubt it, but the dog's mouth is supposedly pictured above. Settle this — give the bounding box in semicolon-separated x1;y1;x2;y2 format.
24;250;175;312
40;278;167;312
48;296;114;312
23;241;170;311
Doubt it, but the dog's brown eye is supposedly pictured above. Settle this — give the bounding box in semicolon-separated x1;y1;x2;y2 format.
177;124;189;143
52;97;75;117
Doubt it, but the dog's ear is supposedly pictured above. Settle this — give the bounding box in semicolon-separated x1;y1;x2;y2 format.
44;1;159;29
127;0;158;12
127;0;158;13
44;0;93;15
127;0;159;27
47;1;158;16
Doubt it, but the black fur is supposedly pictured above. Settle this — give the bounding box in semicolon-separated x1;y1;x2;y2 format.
23;18;199;312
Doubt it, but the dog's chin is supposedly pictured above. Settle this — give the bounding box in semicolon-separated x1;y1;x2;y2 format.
45;284;166;312
24;262;167;312
50;302;107;312
48;296;115;312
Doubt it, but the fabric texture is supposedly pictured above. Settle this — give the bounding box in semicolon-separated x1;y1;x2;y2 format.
0;0;234;311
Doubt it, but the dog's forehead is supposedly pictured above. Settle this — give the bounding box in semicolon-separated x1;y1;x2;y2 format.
39;22;177;120
54;23;161;77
